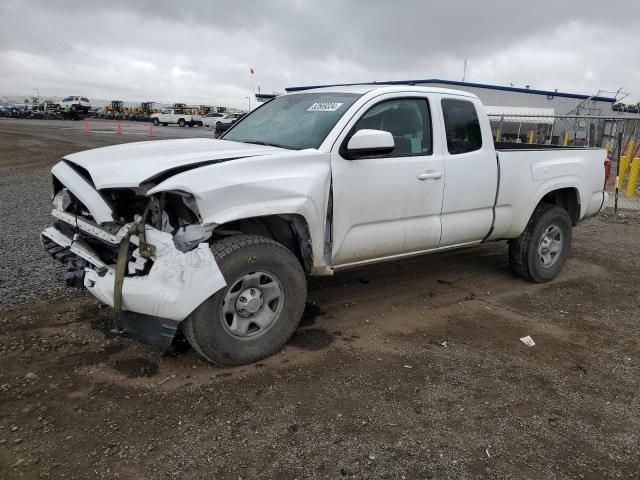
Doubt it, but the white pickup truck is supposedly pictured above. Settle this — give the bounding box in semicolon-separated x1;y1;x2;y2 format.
42;85;607;365
150;108;203;127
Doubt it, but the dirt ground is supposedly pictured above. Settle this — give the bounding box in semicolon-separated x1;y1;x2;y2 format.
0;119;638;479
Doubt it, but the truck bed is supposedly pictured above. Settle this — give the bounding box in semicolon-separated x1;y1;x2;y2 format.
488;146;607;241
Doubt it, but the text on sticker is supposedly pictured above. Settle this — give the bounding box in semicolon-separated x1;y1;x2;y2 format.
307;102;344;112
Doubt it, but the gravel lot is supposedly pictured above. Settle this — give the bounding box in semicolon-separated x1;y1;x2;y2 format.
0;119;639;479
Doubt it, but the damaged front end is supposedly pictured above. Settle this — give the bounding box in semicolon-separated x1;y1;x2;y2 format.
42;161;226;350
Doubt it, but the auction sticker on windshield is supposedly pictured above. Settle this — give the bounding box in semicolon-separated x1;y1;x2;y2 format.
307;102;344;112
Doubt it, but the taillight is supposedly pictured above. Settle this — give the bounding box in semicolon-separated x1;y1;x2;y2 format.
604;158;612;185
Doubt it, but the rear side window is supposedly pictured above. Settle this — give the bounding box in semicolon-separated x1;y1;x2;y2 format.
442;99;482;154
81;97;89;102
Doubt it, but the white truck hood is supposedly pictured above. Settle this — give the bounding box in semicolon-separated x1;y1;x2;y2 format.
63;138;285;189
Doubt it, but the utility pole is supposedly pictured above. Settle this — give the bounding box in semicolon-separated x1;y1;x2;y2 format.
462;58;468;82
245;96;251;112
33;88;39;104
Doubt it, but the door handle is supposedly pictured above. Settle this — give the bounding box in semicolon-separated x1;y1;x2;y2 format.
417;171;442;181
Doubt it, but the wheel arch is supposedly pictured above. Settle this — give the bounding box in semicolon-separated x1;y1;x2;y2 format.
515;184;581;236
539;187;580;225
212;213;314;273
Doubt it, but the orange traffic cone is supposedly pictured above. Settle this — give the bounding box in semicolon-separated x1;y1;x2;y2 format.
116;122;123;135
147;124;154;137
83;120;92;133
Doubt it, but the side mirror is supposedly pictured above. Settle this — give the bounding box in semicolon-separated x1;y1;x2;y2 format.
346;129;395;158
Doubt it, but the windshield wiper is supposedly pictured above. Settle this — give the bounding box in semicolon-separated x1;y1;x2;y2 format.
238;140;295;150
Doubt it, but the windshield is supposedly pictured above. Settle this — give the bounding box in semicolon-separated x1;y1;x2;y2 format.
223;92;361;150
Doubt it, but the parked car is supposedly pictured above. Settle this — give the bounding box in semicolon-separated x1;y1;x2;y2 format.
150;108;203;127
214;112;245;132
41;85;608;366
58;96;91;119
202;112;225;127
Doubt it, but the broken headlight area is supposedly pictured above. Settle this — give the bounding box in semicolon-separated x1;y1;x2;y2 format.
141;190;214;253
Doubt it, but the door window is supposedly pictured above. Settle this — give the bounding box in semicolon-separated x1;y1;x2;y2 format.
347;98;432;157
441;99;482;154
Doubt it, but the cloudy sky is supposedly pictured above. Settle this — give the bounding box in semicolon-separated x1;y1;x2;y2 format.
1;0;639;108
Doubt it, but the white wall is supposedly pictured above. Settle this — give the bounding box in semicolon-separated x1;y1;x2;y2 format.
426;83;615;115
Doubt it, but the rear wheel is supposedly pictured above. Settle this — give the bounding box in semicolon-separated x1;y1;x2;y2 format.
509;203;572;283
152;118;159;126
183;235;307;366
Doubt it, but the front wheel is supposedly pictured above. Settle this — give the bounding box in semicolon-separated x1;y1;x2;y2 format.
178;118;185;127
509;203;572;283
152;118;159;126
182;235;307;366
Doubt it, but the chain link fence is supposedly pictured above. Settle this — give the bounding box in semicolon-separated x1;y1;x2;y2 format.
488;114;640;210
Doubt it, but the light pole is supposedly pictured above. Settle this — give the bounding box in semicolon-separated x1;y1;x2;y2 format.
245;96;251;112
33;88;40;104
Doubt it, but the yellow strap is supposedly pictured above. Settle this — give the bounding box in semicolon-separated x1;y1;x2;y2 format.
113;234;130;330
113;202;155;329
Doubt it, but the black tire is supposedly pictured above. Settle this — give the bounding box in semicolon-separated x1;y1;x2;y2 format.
183;234;307;366
188;122;194;127
509;203;572;283
178;118;185;127
152;118;159;126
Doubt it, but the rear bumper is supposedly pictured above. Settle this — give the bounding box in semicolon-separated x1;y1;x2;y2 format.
585;191;608;217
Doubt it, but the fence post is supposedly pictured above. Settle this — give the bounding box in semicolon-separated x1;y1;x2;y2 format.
496;115;504;142
625;158;640;197
615;132;623;214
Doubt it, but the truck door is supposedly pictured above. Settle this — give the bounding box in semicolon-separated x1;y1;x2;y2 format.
330;95;445;266
438;97;498;246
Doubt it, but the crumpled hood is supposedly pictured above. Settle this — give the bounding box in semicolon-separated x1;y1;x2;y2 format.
63;138;285;189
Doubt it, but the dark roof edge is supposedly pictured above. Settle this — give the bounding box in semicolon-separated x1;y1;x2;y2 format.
284;79;616;103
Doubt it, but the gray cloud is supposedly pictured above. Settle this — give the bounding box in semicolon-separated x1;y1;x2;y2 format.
1;0;639;108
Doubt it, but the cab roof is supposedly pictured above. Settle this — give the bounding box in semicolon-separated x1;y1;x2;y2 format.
285;84;480;99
